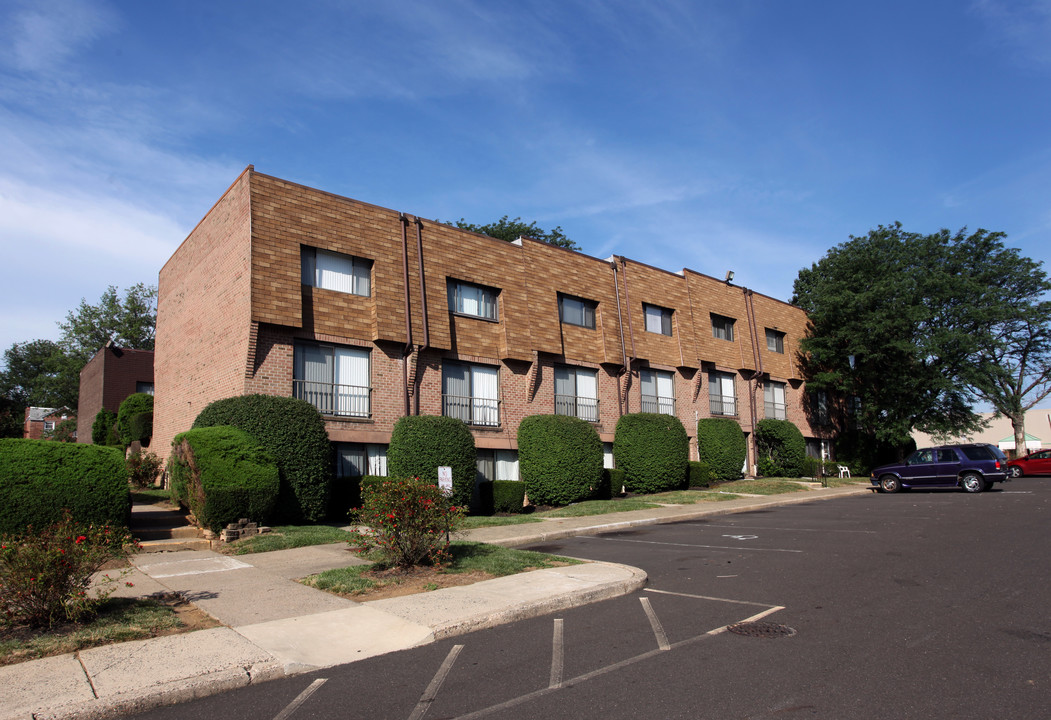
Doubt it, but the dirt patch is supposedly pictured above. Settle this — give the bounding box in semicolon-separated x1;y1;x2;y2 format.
347;566;496;601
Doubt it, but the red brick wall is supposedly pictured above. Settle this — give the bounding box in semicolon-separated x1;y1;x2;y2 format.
77;347;155;444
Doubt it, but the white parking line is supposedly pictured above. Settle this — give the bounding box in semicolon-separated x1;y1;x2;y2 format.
272;678;326;720
639;598;670;651
602;537;802;553
689;523;877;534
409;645;463;720
549;619;564;689
644;588;780;609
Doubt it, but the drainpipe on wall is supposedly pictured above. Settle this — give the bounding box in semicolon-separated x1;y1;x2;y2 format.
413;217;430;416
400;214;414;417
744;288;763;475
611;258;629;416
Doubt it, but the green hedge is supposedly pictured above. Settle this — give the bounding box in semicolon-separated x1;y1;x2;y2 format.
130;412;153;448
91;408;116;446
518;414;603;506
696;418;746;481
387;416;476;509
116;393;154;447
193;394;331;523
0;439;129;533
493;480;526;513
169;426;279;533
606;468;626;495
755;419;807;477
688;460;711;487
613;413;689;494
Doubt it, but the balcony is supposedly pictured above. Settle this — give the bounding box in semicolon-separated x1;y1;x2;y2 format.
554;394;599;423
709;395;737;416
293;380;371;418
443;394;501;427
641;395;676;416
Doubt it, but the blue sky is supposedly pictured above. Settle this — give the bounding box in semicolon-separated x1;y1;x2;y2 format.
2;0;1050;360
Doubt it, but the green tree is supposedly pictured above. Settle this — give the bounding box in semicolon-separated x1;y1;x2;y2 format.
58;283;157;363
0;340;78;410
451;216;580;251
793;223;1046;454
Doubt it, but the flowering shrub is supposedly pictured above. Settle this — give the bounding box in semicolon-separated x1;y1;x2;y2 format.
352;478;465;568
126;450;163;488
0;511;137;628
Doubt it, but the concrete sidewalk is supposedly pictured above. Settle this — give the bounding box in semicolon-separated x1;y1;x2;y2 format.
1;483;870;720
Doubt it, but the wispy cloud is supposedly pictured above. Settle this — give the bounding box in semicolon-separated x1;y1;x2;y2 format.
1;0;118;74
971;0;1051;68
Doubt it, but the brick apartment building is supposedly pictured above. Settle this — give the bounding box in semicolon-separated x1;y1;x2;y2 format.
24;406;74;440
154;167;831;486
77;343;155;443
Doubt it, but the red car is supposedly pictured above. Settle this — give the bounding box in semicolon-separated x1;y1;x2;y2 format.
1007;449;1051;477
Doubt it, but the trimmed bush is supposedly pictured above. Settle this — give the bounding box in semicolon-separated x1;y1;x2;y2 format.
0;439;129;533
592;469;613;500
518;414;603;506
755;419;807;477
91;408;117;446
492;480;526;513
130;412;153;448
688;460;712;487
607;467;626;495
169;426;280;533
696;418;747;482
116;393;154;447
613;413;689;494
387;416;476;509
193;394;331;523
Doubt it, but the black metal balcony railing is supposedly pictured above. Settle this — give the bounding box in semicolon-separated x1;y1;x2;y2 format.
554;394;599;423
765;401;787;420
442;394;501;427
293;380;371;418
641;395;676;416
710;395;737;416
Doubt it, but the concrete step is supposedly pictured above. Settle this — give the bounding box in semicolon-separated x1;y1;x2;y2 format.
134;526;204;541
137;537;214;553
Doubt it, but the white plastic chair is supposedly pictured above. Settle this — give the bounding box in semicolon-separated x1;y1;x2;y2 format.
837;465;850;478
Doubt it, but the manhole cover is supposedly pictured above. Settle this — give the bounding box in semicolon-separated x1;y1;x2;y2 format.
727;621;796;638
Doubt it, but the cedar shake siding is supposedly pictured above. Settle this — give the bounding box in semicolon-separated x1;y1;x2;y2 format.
154;167;832;474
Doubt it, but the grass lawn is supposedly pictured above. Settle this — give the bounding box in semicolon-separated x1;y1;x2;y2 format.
708;478;811;495
130;487;174;505
0;597;215;666
461;515;544;529
303;541;580;596
222;524;359;555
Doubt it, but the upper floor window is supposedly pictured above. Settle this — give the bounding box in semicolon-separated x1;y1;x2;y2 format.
136;382;155;395
766;328;785;354
711;314;735;342
709;371;737;416
293;342;371;418
554;366;599;422
813;389;829;425
640;369;675;415
301;247;371;297
442;362;500;426
644;303;673;336
559;294;596;329
448;280;498;320
764;380;787;420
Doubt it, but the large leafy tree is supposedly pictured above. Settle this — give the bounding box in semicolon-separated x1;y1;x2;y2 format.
0;340;79;410
793;223;1047;454
451;216;580;251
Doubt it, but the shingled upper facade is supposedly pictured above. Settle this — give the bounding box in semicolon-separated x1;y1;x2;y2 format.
153;167;830;483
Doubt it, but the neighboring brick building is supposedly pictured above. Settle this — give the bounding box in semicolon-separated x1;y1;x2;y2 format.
24;406;74;440
154;167;832;483
77;344;155;444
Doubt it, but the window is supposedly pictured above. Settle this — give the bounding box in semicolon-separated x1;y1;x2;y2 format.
135;382;155;395
644;303;673;336
301;247;371;297
335;443;388;477
764;380;787;420
603;443;615;470
765;329;785;354
442;362;500;426
554;366;599;422
709;371;736;416
43;421;56;432
711;314;735;341
640;369;675;415
293;342;370;417
476;449;520;483
447;280;498;320
558;294;596;329
814;389;829;425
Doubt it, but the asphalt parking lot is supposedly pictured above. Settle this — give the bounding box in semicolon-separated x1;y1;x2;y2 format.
133;479;1050;720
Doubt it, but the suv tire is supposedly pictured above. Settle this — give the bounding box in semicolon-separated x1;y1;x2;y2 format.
879;475;901;493
961;472;986;493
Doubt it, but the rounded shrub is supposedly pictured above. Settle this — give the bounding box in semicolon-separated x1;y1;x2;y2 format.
116;393;154;447
0;439;129;533
91;408;117;446
492;480;526;513
696;418;747;482
518;414;602;506
688;460;712;487
613;413;689;494
387;415;476;509
755;418;807;477
129;412;153;448
193;394;331;523
169;426;280;532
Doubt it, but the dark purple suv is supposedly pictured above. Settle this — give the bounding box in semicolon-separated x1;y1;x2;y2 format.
870;443;1009;493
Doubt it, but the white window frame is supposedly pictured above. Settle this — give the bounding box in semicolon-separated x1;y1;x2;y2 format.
442;362;500;426
447;280;498;320
643;303;673;336
640;369;675;415
711;314;735;342
301;247;371;297
764;380;787;420
554;366;599;422
709;371;737;416
293;342;371;418
558;294;596;329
